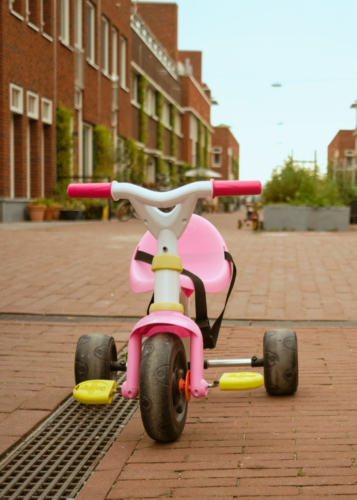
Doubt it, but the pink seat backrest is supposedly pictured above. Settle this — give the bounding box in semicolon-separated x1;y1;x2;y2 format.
129;215;231;294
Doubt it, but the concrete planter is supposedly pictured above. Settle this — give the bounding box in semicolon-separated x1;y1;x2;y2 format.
0;198;31;222
264;205;351;232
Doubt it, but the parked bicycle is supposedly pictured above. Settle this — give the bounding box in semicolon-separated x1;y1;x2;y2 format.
115;199;139;222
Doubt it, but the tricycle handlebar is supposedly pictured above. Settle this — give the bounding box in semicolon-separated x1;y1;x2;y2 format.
67;182;114;200
67;180;262;208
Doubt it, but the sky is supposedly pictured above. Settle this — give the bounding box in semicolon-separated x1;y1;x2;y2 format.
139;0;357;184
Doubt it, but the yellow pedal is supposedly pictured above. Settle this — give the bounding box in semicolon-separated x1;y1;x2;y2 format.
219;372;264;391
73;380;117;405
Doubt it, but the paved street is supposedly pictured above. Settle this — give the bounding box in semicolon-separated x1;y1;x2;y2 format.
1;214;357;320
2;214;357;498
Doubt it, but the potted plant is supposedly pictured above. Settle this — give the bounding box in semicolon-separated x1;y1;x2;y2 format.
52;203;62;220
60;199;85;220
44;199;54;221
27;199;47;222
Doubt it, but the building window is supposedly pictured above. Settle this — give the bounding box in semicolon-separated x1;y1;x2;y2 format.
144;88;156;116
120;36;127;88
60;0;70;45
74;91;82;110
190;115;198;167
112;28;118;79
27;0;39;26
86;1;95;64
41;0;52;36
131;73;138;104
101;16;109;75
41;98;52;124
74;0;82;48
27;91;39;120
212;146;222;168
175;112;181;134
10;0;23;17
162;101;170;127
83;123;93;176
10;84;24;114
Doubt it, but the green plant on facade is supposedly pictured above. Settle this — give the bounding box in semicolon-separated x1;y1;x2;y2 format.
170;105;177;157
54;104;74;203
138;75;148;144
156;92;164;152
93;125;115;179
232;158;239;180
262;156;357;207
56;104;73;179
197;120;202;167
203;126;209;168
116;138;144;185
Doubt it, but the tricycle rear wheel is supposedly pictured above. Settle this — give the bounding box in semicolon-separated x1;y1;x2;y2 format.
139;332;188;442
74;334;118;385
263;329;298;395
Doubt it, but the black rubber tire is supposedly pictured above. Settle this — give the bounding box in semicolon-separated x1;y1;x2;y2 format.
139;332;188;443
263;329;298;395
74;334;118;384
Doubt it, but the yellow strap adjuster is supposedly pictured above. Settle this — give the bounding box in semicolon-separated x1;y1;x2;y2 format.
151;254;183;273
149;302;184;313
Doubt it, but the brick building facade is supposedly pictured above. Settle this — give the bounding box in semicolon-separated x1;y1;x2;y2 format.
327;130;355;179
0;0;240;221
212;125;239;180
0;0;132;221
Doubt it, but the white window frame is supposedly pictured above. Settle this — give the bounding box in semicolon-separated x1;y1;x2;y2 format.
101;16;109;75
60;0;70;45
75;90;82;110
10;83;23;114
120;36;127;89
112;27;118;80
9;0;24;20
83;122;93;177
41;97;53;124
212;147;222;168
74;0;82;49
86;1;95;64
131;73;138;104
27;91;39;120
162;101;170;128
175;111;181;135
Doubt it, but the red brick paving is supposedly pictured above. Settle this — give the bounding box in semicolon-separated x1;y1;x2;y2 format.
0;320;130;458
1;216;357;320
69;324;357;499
2;322;357;497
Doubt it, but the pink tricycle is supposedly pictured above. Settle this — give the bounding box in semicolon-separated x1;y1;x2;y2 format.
69;180;298;442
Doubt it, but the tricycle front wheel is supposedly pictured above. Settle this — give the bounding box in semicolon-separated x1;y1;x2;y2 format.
139;332;188;442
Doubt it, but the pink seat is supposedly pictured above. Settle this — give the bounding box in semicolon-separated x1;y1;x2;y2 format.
129;215;231;294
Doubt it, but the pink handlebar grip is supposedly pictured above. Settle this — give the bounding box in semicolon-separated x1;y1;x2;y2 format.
212;180;262;198
67;182;114;200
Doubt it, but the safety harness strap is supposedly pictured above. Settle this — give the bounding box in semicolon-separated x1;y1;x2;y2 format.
134;249;236;349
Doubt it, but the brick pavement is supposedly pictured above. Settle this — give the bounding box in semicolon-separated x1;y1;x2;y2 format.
1;321;357;497
0;320;131;457
1;214;357;320
73;324;357;499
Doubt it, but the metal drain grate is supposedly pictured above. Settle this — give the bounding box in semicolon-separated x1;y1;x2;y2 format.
0;373;138;500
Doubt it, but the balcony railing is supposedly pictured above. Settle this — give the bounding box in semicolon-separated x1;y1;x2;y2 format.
75;47;85;90
333;158;356;183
